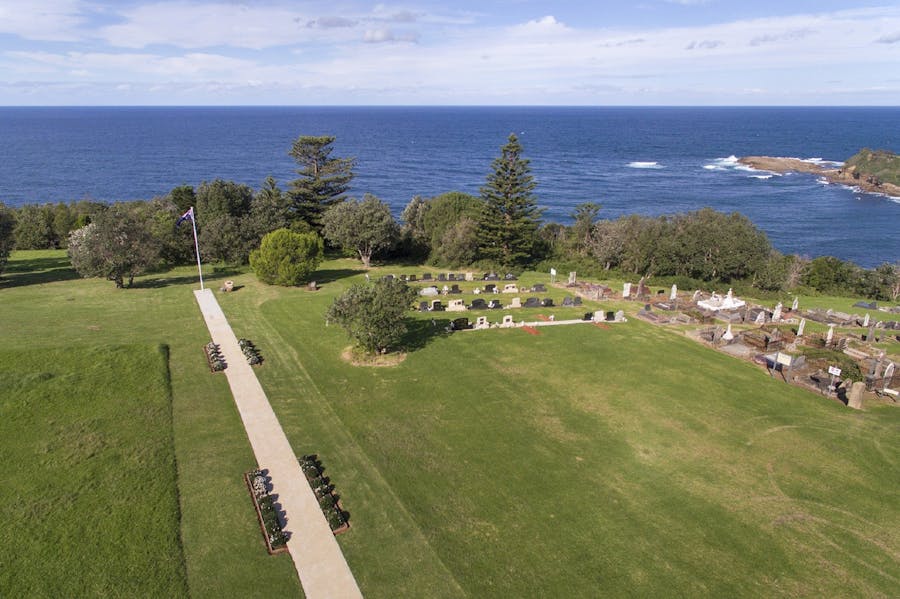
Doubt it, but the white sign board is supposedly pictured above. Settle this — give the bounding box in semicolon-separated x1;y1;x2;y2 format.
827;365;842;376
550;268;557;276
775;352;794;367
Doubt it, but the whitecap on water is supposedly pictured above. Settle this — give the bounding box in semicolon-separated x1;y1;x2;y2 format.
627;161;664;169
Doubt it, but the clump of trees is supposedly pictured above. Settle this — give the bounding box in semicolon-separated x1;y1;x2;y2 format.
325;279;417;354
0;203;16;277
323;194;398;268
250;229;323;286
68;203;161;288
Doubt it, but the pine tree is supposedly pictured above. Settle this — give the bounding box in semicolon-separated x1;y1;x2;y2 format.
477;134;543;267
287;135;355;231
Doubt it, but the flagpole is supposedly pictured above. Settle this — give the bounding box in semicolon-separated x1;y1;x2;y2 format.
189;206;204;290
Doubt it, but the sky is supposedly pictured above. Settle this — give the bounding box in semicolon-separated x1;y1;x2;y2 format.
0;1;898;105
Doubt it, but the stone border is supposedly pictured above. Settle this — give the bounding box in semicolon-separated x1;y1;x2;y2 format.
244;471;289;555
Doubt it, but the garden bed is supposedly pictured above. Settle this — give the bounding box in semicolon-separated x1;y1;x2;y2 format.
299;455;350;534
245;469;288;554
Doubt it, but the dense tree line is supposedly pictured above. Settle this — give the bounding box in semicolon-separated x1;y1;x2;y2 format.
1;133;896;300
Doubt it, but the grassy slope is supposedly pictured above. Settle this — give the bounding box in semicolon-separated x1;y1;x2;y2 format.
0;344;188;596
844;149;900;186
218;260;899;598
0;251;300;597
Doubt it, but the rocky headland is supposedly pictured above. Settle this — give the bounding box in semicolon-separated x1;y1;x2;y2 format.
739;150;900;198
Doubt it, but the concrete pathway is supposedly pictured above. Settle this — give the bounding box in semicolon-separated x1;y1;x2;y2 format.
194;289;363;599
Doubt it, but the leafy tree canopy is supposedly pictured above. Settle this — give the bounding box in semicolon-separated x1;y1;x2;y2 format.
322;194;398;268
250;228;323;286
288;135;355;231
0;203;15;277
477;134;543;268
325;278;417;354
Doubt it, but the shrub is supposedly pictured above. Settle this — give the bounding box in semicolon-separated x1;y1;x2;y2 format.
250;228;323;286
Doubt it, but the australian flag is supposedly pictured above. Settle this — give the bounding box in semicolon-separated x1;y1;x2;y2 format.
175;207;194;228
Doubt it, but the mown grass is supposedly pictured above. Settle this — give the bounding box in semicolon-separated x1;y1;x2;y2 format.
0;344;188;596
2;252;898;597
218;260;900;597
0;251;300;598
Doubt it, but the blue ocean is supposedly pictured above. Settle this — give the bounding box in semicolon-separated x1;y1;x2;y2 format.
0;106;897;267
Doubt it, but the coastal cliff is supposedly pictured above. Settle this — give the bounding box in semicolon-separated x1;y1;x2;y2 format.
739;149;900;198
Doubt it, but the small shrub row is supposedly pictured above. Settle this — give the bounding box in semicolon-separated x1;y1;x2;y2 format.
247;469;288;551
299;454;349;533
205;342;226;372
238;338;263;365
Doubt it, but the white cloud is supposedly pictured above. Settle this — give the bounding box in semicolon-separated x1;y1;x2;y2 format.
0;0;88;42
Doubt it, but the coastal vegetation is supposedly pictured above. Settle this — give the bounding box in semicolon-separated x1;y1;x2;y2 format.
843;148;900;187
250;228;323;286
2;136;898;301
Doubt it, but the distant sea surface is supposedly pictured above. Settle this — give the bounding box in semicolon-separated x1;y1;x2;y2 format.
0;106;897;267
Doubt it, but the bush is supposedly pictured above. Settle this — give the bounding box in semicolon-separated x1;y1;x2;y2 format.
250;228;323;286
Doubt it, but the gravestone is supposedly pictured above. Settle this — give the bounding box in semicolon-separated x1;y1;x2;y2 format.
418;301;429;312
884;362;896;390
510;297;522;308
437;273;447;282
408;274;417;282
484;284;496;293
692;290;701;301
797;318;806;337
867;325;876;342
623;282;632;298
542;298;554;307
447;299;466;312
670;284;677;301
488;299;502;309
573;296;582;306
863;313;870;327
614;310;625;322
637;277;650;298
772;302;783;322
485;272;499;281
420;286;439;296
568;271;577;285
504;273;517;280
532;283;547;293
451;317;470;330
448;273;456;281
593;310;604;321
583;312;594;321
847;381;865;409
450;284;461;294
562;296;574;307
470;298;488;310
722;323;734;341
502;284;519;293
501;315;515;328
755;310;766;325
524;297;541;308
475;316;490;330
430;300;444;311
826;324;835;344
423;273;432;280
605;311;615;321
306;281;316;292
465;272;474;281
791;297;799;311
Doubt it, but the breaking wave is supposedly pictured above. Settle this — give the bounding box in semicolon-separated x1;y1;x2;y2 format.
627;161;664;169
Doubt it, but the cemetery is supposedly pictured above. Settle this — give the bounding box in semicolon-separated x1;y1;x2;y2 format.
2;251;898;598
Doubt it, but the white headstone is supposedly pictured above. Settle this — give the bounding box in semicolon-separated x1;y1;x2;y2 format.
614;310;625;322
726;288;734;302
670;284;677;301
475;316;489;329
791;297;799;311
501;314;514;328
797;318;806;337
465;272;474;281
594;310;604;322
826;324;835;344
755;310;766;325
883;362;896;389
510;297;522;308
568;271;577;285
623;282;632;298
863;313;870;327
722;323;734;341
692;290;701;301
848;381;865;410
772;302;783;322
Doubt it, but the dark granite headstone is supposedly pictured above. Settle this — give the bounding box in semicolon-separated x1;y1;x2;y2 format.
541;298;554;307
418;301;429;312
430;300;444;311
408;274;417;282
484;284;496;293
437;273;447;281
573;296;582;306
532;283;547;293
488;299;502;309
422;273;432;280
470;298;488;310
524;297;541;308
450;284;461;294
562;296;574;307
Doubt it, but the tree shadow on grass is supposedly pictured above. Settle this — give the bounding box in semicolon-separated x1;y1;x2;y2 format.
313;268;365;285
400;316;453;352
0;255;80;289
130;269;237;289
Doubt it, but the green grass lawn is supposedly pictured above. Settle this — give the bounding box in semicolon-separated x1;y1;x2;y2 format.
219;260;899;597
2;252;898;597
0;251;300;598
0;344;188;596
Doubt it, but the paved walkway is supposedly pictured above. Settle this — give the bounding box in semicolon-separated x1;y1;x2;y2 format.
194;289;363;599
